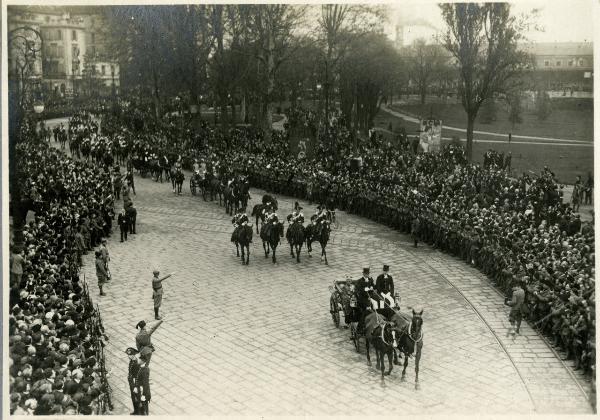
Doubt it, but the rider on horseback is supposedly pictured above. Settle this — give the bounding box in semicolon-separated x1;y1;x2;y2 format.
313;205;328;235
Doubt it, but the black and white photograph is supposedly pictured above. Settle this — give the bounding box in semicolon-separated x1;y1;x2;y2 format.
3;0;596;416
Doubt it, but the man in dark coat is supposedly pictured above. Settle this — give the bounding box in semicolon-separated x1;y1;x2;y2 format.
134;356;151;415
375;264;396;312
355;266;375;331
411;215;421;247
126;206;137;235
118;209;129;242
125;347;140;415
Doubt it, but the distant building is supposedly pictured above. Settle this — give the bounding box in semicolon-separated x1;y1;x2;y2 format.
520;42;593;93
8;5;119;99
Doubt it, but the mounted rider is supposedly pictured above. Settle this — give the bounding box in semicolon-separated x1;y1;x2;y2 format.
174;155;183;172
312;205;328;235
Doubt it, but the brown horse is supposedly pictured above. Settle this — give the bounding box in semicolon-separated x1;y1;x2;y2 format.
232;224;253;265
260;221;284;263
365;311;398;381
391;309;424;389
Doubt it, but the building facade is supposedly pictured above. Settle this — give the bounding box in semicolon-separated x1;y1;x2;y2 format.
8;6;120;99
521;42;593;92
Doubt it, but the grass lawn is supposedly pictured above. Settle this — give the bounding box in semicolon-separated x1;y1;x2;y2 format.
372;109;593;185
391;102;593;142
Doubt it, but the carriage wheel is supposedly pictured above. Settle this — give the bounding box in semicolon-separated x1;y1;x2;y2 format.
190;179;196;196
330;296;340;328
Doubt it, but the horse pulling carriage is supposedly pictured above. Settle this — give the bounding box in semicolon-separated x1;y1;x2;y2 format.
328;279;423;387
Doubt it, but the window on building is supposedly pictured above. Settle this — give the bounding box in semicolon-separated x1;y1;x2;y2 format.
57;45;64;58
72;45;79;57
579;59;585;67
544;60;550;67
88;46;96;57
72;30;77;41
45;16;50;23
91;32;95;44
556;60;561;67
101;65;106;75
56;29;62;40
568;60;574;67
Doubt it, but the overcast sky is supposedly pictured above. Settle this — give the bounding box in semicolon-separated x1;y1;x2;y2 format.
387;0;593;44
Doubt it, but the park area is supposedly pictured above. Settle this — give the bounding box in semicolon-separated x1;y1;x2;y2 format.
371;98;593;184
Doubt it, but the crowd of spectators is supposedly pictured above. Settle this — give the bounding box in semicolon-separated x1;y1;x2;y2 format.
14;96;592;412
9;113;114;415
95;100;594;382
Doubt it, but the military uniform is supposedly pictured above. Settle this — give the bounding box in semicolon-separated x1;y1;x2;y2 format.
125;348;140;414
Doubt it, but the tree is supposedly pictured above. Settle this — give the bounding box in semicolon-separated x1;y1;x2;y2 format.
440;3;530;161
407;38;447;105
243;4;308;143
317;5;386;119
339;33;399;134
506;91;523;129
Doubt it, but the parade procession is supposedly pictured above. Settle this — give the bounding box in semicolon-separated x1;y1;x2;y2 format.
5;1;596;417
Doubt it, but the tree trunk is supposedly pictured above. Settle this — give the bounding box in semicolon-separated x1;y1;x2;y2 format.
420;85;426;105
466;112;475;162
262;30;275;143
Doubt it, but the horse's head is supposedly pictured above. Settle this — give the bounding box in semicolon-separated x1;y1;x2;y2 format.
410;308;424;341
383;323;398;349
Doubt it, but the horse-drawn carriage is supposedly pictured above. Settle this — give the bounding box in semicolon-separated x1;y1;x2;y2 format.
328;278;423;385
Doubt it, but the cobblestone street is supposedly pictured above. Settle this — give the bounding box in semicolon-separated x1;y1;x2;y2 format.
74;166;593;416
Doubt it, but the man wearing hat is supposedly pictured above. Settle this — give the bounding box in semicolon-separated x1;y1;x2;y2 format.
118;209;129;242
95;251;107;296
125;347;141;414
355;266;375;331
376;264;396;312
505;279;526;336
135;353;152;415
151;269;174;320
99;238;110;270
136;319;163;364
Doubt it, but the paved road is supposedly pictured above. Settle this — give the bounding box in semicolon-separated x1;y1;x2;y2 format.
73;170;592;416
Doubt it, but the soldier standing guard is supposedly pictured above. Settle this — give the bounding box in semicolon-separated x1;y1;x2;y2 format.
125;347;140;415
135;355;151;415
95;251;107;296
152;269;175;320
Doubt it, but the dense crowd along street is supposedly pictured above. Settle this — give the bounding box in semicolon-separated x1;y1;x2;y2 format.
7;93;594;414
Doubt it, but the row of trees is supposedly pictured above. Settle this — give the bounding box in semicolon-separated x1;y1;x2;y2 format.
98;3;532;160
